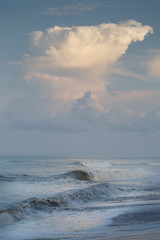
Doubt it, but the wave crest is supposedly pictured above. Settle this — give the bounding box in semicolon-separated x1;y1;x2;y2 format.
0;182;118;225
69;170;93;181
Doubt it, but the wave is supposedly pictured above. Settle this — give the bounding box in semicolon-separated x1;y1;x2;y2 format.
0;174;46;182
0;182;119;225
80;160;112;169
66;170;94;181
0;197;59;225
0;174;7;180
65;168;148;182
147;162;160;166
71;161;86;167
0;174;25;182
58;166;148;183
0;165;149;184
0;170;93;183
1;173;159;226
50;170;94;181
72;160;148;182
92;169;148;182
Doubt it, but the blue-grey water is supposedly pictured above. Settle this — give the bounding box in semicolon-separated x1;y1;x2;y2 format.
0;156;160;239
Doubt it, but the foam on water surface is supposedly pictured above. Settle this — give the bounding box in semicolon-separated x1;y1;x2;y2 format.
0;157;160;240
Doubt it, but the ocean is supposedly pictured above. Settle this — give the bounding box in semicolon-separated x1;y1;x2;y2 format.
0;156;160;240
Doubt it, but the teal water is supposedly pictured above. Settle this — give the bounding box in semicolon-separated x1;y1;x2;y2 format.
0;156;160;239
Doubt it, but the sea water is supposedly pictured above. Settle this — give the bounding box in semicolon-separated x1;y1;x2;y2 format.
0;156;160;239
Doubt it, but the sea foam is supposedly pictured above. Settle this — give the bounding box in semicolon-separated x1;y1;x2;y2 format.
0;213;14;225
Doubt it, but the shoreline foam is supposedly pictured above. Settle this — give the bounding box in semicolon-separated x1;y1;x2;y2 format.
32;233;160;240
97;232;160;240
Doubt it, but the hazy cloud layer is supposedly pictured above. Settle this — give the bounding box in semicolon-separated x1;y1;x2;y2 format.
42;3;101;16
5;21;158;133
147;52;160;78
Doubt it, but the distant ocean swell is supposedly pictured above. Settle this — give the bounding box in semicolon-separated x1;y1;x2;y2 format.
0;164;152;182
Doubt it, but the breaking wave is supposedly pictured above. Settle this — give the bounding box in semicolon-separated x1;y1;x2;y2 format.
0;168;148;183
71;160;149;182
65;170;93;181
0;170;93;182
147;162;160;166
91;168;148;182
0;182;119;225
64;168;148;182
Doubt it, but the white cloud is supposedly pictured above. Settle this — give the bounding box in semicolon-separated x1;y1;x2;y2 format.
24;21;152;110
27;21;152;70
42;3;100;16
5;89;160;133
5;21;156;133
147;53;160;78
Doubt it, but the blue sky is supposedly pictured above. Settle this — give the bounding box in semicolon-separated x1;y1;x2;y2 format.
0;0;160;157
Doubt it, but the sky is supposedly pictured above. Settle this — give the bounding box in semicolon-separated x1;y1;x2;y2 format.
0;0;160;158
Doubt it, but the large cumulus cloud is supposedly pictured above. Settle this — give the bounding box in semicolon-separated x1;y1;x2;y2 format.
6;20;159;133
